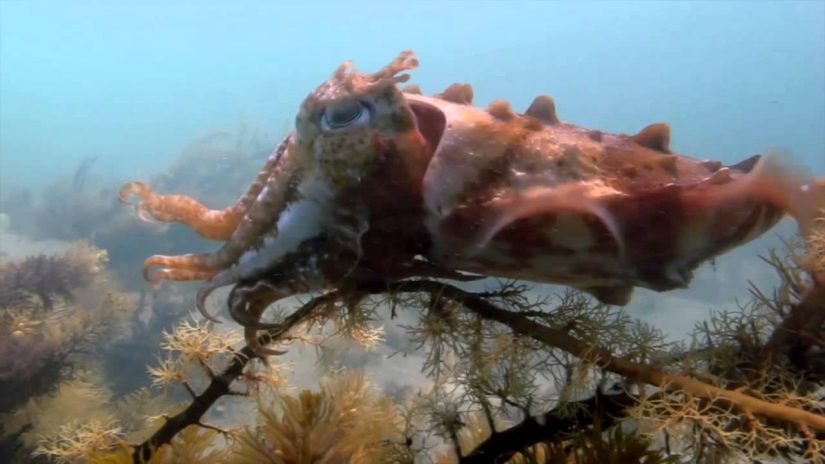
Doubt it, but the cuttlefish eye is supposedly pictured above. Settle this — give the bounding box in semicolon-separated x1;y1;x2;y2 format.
319;99;372;132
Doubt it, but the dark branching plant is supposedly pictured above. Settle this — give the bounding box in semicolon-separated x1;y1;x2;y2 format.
24;227;825;464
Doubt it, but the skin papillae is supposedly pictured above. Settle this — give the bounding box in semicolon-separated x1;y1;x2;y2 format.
118;49;825;355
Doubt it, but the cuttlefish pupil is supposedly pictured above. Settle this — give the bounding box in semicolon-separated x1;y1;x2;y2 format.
320;99;371;131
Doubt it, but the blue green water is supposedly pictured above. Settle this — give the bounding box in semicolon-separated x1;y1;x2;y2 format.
1;0;823;190
0;4;823;462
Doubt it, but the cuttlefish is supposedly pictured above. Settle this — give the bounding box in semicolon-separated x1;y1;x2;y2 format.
120;50;825;352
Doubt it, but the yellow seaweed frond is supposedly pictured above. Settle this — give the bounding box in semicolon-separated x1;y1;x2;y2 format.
161;317;242;364
144;426;229;464
240;357;292;394
65;240;109;277
114;387;181;443
147;356;184;388
231;371;401;464
1;379;114;447
87;426;228;464
34;419;122;464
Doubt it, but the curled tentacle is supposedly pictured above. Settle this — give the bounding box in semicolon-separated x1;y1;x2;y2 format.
194;268;242;323
229;283;289;356
228;283;282;330
245;326;289;357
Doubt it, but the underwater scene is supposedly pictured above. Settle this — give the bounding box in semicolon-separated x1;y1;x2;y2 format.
1;1;824;463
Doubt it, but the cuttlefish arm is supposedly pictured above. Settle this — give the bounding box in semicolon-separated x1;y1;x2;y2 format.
183;149;317;325
224;233;366;355
118;135;291;241
127;136;302;290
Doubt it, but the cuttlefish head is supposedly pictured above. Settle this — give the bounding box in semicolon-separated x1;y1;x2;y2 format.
291;50;437;193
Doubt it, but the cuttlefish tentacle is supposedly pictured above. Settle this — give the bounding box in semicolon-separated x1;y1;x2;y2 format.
138;139;304;290
228;283;283;331
146;267;216;285
229;283;291;355
193;182;347;321
224;239;363;354
195;269;240;322
118;135;291;241
203;150;306;273
195;215;367;324
142;254;218;282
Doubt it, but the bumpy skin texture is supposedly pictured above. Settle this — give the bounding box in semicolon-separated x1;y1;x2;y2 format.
120;50;825;352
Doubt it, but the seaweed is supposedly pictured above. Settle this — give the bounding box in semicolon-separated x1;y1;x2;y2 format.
230;373;400;463
0;241;105;310
0;242;133;462
21;234;822;464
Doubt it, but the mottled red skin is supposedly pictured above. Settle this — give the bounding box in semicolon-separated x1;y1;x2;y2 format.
119;51;824;349
405;89;821;304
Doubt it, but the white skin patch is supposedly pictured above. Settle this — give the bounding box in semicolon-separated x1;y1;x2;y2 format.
234;177;333;280
549;214;596;250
